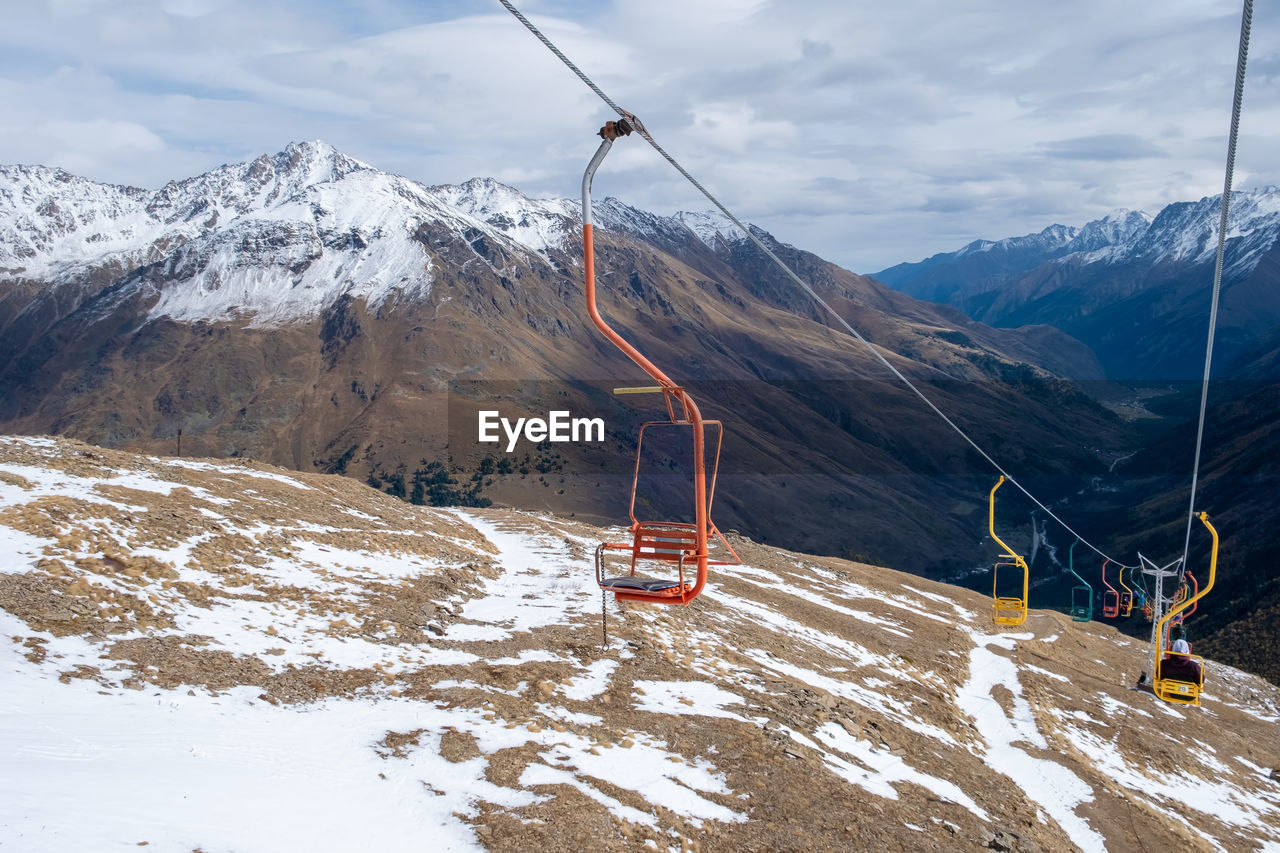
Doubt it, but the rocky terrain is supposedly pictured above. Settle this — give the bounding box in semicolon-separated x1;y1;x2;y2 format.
3;436;1278;852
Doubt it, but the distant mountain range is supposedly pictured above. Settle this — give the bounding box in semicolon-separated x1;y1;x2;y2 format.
0;140;1125;580
873;190;1280;379
5;141;1280;684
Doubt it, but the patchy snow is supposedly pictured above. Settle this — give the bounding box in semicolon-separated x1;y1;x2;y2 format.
1095;692;1152;719
632;680;751;721
1063;724;1280;832
750;649;957;745
957;631;1107;853
520;763;653;827
0;524;51;573
157;457;314;490
714;585;896;672
0;463;162;510
524;735;744;829
810;722;990;821
3;439;1280;851
1024;664;1069;682
899;585;980;621
730;565;913;637
824;576;958;624
0;628;524;852
441;511;599;642
560;659;618;701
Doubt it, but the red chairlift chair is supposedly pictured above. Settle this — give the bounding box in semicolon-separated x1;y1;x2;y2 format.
581;119;739;609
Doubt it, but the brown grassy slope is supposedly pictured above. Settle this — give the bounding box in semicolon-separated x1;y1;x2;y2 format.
2;436;1277;853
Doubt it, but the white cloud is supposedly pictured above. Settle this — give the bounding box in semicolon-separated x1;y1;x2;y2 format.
0;0;1276;271
34;119;166;178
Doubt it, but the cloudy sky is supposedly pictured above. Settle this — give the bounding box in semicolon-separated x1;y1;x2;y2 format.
2;0;1276;271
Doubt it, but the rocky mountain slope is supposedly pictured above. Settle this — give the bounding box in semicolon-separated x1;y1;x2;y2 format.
874;191;1280;379
2;436;1278;852
0;142;1127;579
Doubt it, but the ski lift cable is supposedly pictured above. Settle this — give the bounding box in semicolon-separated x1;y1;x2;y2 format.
1179;0;1253;579
498;0;1140;570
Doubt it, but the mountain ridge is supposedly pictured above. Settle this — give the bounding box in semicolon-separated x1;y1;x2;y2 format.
873;190;1280;379
0;141;1129;589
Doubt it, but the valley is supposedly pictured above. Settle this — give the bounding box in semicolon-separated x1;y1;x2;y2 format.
0;142;1131;580
2;142;1276;688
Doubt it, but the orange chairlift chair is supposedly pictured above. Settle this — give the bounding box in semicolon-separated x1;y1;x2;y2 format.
581;118;739;611
1153;514;1218;706
988;476;1029;627
1100;559;1121;619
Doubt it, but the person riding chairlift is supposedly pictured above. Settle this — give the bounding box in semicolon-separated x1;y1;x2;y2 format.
1163;624;1201;683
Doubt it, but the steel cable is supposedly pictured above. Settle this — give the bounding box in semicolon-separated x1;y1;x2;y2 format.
500;0;1144;568
1179;0;1253;581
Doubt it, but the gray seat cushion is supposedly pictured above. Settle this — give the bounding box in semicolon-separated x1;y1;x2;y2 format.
600;576;682;592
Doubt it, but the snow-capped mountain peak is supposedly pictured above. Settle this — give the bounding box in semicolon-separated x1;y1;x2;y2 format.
1112;187;1280;274
1;140;378;284
673;210;744;249
0;165;150;271
2;142;775;329
954;223;1079;260
881;187;1280;286
427;176;580;255
144;139;373;226
1;143;573;326
1067;209;1152;255
431;176;534;211
873;186;1280;378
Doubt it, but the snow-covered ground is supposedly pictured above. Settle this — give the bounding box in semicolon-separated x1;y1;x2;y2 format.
0;141;771;332
2;436;1279;851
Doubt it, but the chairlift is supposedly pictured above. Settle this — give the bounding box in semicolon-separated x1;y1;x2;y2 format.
1126;566;1153;621
1126;565;1148;612
1116;562;1135;618
1154;514;1218;706
1173;571;1199;625
581;119;739;610
988;476;1029;626
1067;539;1093;622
